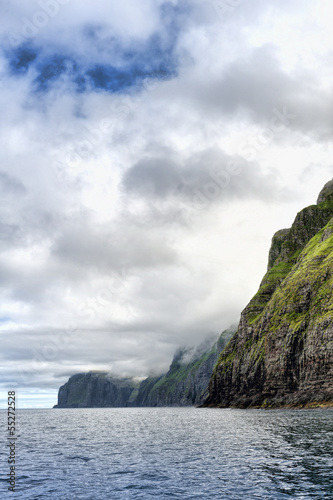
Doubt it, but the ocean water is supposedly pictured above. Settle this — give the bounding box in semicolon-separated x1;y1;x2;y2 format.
0;407;332;499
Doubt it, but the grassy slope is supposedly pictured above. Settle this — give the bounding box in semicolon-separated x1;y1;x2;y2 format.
144;329;235;404
213;217;333;382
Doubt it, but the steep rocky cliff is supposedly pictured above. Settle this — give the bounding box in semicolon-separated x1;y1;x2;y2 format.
54;327;235;408
136;327;235;406
54;372;140;408
203;181;333;408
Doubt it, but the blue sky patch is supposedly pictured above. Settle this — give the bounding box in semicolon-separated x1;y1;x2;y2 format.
0;316;12;324
8;45;39;75
34;55;76;91
86;65;142;92
6;34;178;94
4;1;183;94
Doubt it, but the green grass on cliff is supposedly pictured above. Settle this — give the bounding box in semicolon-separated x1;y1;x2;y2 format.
247;201;333;325
247;261;295;324
148;349;214;398
147;329;235;401
214;215;333;377
265;220;333;333
245;217;333;360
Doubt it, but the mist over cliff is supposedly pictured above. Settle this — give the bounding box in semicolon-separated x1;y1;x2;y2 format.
55;181;333;410
54;328;235;408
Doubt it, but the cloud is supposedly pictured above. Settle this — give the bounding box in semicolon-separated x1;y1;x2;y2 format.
0;0;332;406
123;156;182;198
2;1;183;95
0;171;26;194
122;147;288;206
152;43;333;145
51;219;179;272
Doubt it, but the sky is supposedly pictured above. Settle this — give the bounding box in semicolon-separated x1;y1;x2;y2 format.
0;0;333;408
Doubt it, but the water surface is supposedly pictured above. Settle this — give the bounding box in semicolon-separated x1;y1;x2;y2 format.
0;407;332;499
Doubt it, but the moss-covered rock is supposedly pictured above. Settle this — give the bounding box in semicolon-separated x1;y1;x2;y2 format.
136;327;236;406
317;179;333;204
203;182;333;408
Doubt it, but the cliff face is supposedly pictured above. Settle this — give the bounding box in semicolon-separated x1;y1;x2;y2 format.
136;327;235;407
54;327;235;408
203;181;333;408
54;373;140;408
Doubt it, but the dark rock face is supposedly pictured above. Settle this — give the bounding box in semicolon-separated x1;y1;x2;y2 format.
267;228;290;271
203;186;333;408
54;373;139;408
54;328;236;408
136;328;235;407
134;376;163;406
317;179;333;204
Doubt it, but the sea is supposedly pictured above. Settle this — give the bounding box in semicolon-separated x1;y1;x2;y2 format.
0;407;332;499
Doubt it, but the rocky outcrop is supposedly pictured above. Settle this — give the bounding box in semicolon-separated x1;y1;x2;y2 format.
317;179;333;204
54;327;236;408
54;372;140;408
203;181;333;408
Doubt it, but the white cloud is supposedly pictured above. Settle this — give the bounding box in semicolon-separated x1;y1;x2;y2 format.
0;0;333;407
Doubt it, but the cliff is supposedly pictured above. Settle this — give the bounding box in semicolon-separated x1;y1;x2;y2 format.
54;327;235;408
203;181;333;408
54;372;140;408
136;327;235;406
